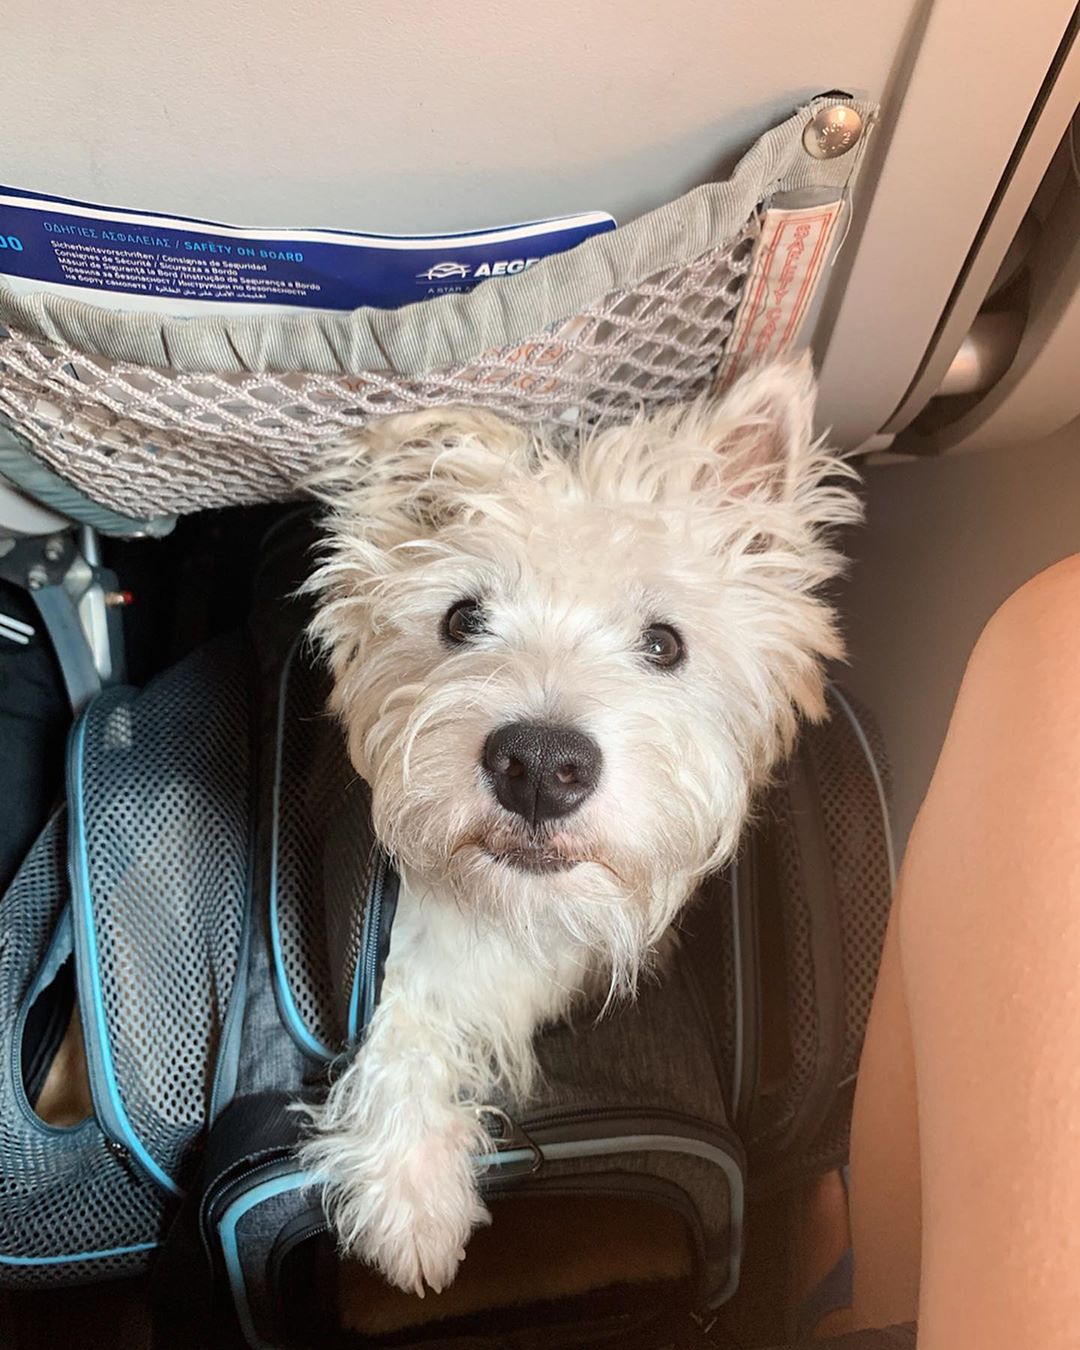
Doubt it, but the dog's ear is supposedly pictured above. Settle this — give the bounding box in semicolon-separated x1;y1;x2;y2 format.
315;407;528;532
699;354;818;502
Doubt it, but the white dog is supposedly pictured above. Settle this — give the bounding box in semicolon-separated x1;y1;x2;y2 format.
299;357;859;1296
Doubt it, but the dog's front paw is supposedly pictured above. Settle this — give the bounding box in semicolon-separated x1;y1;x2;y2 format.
364;1177;490;1296
362;1145;491;1295
309;1122;491;1295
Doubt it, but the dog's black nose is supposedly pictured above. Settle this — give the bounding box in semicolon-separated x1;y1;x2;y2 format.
482;722;602;825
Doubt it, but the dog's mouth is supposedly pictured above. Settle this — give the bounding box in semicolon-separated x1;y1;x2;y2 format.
451;834;622;880
480;844;580;874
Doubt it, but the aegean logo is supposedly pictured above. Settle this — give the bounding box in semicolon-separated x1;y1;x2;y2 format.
416;257;542;284
416;261;471;282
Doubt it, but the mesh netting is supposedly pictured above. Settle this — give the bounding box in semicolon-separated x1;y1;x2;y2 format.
272;638;379;1058
0;223;758;519
748;686;893;1171
73;634;252;1188
788;687;894;1179
679;869;740;1122
0;814;166;1288
813;688;894;1088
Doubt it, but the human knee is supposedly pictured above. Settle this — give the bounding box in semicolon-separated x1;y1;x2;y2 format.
901;554;1080;916
966;553;1080;700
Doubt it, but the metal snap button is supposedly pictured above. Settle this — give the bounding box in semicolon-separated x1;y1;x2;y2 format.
803;104;864;160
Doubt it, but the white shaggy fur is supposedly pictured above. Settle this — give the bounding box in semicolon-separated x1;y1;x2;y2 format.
298;357;860;1295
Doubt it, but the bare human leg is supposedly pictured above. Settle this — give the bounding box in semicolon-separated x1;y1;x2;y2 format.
849;555;1080;1348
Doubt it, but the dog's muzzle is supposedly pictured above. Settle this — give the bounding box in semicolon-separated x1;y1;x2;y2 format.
482;721;601;827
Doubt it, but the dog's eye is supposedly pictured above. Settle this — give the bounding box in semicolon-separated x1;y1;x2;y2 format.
640;623;685;669
443;599;486;645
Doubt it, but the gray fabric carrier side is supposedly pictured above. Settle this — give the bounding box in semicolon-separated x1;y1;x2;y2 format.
499;956;745;1301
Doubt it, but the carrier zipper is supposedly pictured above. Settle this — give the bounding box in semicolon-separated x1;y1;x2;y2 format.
104;1136;142;1183
352;847;400;1039
360;854;387;1025
478;1104;743;1185
200;1151;299;1265
269;1219;329;1297
345;849;387;1042
516;1103;742;1156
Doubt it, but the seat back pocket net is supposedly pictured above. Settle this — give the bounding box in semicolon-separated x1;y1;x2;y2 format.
0;99;875;523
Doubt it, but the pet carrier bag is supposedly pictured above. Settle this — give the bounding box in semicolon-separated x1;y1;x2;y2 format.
174;621;892;1350
0;511;893;1348
167;517;892;1348
162;578;747;1350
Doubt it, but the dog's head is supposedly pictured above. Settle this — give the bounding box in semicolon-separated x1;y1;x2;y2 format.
309;359;860;984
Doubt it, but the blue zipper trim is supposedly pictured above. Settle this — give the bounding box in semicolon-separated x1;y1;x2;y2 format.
0;1240;159;1267
219;1171;313;1350
67;695;182;1198
348;852;383;1042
